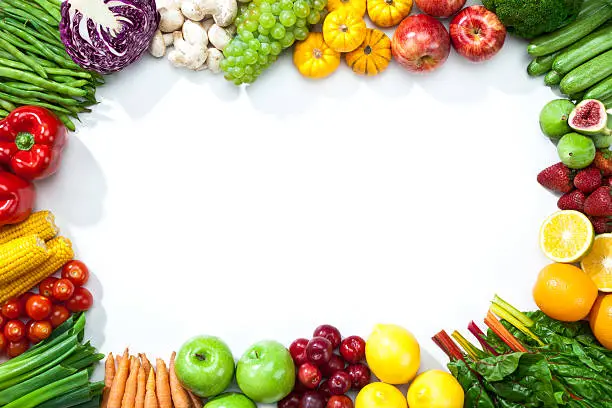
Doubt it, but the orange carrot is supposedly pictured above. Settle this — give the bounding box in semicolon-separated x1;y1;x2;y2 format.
140;353;152;382
145;367;159;408
108;349;130;408
156;358;173;408
101;352;116;408
136;365;146;408
188;391;202;408
122;357;140;408
169;352;192;408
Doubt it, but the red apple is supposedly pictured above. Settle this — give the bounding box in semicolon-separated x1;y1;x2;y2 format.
392;14;451;73
450;5;506;62
415;0;466;18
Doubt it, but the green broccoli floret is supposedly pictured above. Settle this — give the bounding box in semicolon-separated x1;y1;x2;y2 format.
482;0;583;39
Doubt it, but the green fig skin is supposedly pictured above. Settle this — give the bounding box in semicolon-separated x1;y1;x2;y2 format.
557;132;596;169
540;99;575;142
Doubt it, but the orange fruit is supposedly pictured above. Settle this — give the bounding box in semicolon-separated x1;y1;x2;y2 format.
590;294;612;350
580;233;612;292
539;210;593;263
533;263;598;322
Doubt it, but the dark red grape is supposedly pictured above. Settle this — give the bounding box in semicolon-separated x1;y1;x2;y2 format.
306;337;333;366
326;396;354;408
318;380;332;400
299;363;322;389
313;325;341;349
320;354;345;377
339;336;366;363
290;338;310;366
299;392;326;408
328;371;351;395
346;363;371;390
279;392;302;408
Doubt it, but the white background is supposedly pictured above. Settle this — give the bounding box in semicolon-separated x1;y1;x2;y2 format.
37;0;561;398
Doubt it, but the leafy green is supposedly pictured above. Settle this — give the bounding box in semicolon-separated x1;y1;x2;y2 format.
481;0;584;39
448;359;496;408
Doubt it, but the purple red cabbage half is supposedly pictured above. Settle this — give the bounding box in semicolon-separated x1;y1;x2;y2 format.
60;0;160;75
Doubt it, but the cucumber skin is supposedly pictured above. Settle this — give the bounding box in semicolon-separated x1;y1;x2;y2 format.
602;97;612;109
553;25;612;74
584;75;612;101
528;52;559;76
560;49;612;95
545;70;562;86
528;3;612;57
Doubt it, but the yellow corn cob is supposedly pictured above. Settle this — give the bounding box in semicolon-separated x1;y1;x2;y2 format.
0;211;59;245
0;236;74;304
0;235;49;285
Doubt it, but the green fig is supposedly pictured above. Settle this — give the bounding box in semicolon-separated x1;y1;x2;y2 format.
539;99;575;142
569;99;611;136
557;132;596;169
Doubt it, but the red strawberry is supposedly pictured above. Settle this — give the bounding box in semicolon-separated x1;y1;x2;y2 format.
588;216;612;234
557;190;586;211
593;150;612;176
537;162;574;193
584;186;612;216
573;167;602;194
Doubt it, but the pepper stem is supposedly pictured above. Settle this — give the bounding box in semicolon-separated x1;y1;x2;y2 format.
15;132;35;151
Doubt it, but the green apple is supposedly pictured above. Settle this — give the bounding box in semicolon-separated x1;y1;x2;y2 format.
236;340;295;403
175;335;235;398
204;393;257;408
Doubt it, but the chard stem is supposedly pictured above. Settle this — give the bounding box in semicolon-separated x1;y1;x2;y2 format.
433;331;465;362
452;331;487;360
484;311;528;353
468;321;499;356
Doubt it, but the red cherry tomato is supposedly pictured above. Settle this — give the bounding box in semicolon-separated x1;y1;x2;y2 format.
49;305;71;328
0;333;6;354
1;299;22;320
18;292;34;314
7;338;29;358
3;320;25;342
52;279;75;302
61;260;89;286
27;320;52;343
38;277;58;298
66;287;93;312
0;314;6;331
25;295;53;321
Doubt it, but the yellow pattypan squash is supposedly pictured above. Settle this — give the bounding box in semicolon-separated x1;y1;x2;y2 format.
327;0;366;17
367;0;412;27
345;28;391;75
322;9;367;53
293;32;341;79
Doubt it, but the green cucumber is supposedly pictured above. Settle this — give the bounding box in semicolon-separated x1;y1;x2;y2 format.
528;52;560;77
553;25;612;74
584;75;612;101
560;49;612;95
578;0;609;17
545;70;562;87
528;3;612;57
602;97;612;109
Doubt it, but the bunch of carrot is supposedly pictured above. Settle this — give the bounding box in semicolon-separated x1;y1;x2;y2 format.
100;349;202;408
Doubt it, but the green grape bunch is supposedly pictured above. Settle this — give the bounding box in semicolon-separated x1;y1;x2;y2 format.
221;0;328;85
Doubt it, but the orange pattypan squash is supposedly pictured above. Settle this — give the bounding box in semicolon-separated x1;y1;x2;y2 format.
345;28;391;75
293;33;341;79
327;0;367;17
367;0;413;28
322;9;367;53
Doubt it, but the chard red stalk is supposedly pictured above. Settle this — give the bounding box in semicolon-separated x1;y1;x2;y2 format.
433;331;465;361
451;331;489;360
484;311;528;353
468;321;499;356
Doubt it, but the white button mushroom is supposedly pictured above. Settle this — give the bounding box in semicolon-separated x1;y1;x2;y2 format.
162;33;175;47
148;30;166;57
206;48;224;73
159;5;185;33
168;21;209;70
208;24;231;50
180;1;208;21
186;0;237;27
201;17;215;33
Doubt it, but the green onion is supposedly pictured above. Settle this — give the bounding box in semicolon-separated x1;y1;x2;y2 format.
0;365;77;404
3;370;89;408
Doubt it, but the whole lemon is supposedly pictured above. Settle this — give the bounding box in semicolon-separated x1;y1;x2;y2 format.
355;382;407;408
365;324;420;384
407;370;464;408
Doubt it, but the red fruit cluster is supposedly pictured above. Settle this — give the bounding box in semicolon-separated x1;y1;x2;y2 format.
0;260;93;358
538;155;612;234
279;325;371;408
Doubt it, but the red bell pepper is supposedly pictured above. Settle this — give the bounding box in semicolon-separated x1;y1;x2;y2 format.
0;106;67;180
0;171;35;226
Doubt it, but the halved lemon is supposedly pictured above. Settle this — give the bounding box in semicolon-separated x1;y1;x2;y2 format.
581;233;612;292
539;210;594;263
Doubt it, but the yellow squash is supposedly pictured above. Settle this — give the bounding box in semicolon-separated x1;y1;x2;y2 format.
327;0;367;17
345;28;391;75
367;0;412;27
323;9;367;53
293;33;341;79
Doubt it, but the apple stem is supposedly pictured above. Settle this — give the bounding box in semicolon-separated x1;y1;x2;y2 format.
195;353;206;361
